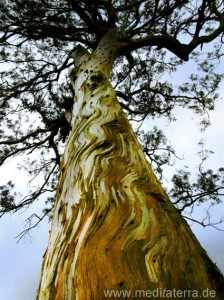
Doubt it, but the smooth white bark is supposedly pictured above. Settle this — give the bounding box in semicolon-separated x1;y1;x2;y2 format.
37;29;224;300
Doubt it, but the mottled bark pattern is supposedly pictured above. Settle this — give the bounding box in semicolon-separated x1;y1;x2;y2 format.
37;29;224;299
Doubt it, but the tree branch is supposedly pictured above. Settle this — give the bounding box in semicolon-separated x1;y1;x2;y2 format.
121;35;190;61
186;20;224;54
0;128;50;145
184;215;224;231
65;0;101;34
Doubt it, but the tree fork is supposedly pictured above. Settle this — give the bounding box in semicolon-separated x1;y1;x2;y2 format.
37;29;224;299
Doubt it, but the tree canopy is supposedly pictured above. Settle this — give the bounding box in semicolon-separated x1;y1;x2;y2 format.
1;0;224;233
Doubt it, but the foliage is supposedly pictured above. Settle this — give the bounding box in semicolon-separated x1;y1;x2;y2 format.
0;0;224;231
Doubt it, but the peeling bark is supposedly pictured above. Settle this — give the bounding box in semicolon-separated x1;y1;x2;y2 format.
37;29;224;299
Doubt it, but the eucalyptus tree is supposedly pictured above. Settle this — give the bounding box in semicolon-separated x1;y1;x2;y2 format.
1;0;224;299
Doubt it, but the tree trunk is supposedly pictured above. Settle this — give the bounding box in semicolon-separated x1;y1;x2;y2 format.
37;29;224;299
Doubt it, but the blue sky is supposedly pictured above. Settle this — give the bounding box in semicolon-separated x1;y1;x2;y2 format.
0;214;49;300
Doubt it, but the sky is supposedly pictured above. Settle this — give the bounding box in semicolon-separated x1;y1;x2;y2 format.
158;98;224;273
0;212;49;300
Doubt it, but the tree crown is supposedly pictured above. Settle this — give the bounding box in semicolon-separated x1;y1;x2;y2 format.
1;0;224;233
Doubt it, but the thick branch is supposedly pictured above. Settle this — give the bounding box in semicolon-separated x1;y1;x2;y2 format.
121;15;224;61
65;0;101;33
121;35;190;61
186;20;224;53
